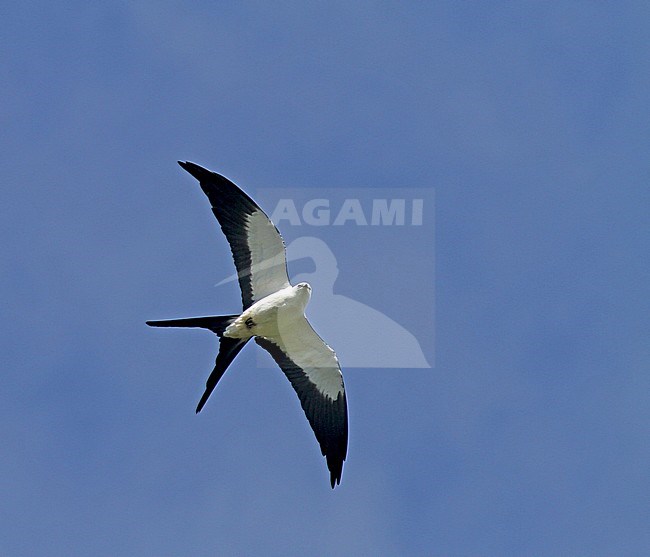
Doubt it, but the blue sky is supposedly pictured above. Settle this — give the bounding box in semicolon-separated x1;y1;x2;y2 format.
2;2;649;555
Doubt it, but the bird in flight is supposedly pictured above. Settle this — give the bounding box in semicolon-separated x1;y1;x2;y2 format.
147;162;348;488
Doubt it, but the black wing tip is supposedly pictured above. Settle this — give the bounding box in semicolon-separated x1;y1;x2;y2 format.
177;161;244;197
328;453;345;488
177;160;192;172
330;469;343;489
178;160;212;182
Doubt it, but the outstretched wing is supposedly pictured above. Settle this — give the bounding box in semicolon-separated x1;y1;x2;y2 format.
178;161;290;310
256;317;348;488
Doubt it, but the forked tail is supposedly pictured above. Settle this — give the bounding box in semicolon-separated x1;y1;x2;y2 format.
147;313;249;412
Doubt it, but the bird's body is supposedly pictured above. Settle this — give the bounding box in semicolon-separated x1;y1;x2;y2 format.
224;283;310;340
148;162;348;487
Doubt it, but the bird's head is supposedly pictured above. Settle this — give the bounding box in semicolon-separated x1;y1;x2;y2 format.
295;282;312;302
296;282;312;292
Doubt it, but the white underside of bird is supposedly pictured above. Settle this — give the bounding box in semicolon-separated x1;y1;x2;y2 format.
226;283;343;400
224;283;309;339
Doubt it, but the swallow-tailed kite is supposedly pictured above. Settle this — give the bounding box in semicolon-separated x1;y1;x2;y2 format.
147;162;348;488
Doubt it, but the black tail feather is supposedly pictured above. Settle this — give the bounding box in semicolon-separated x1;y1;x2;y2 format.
148;313;249;412
196;337;249;413
146;315;238;336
